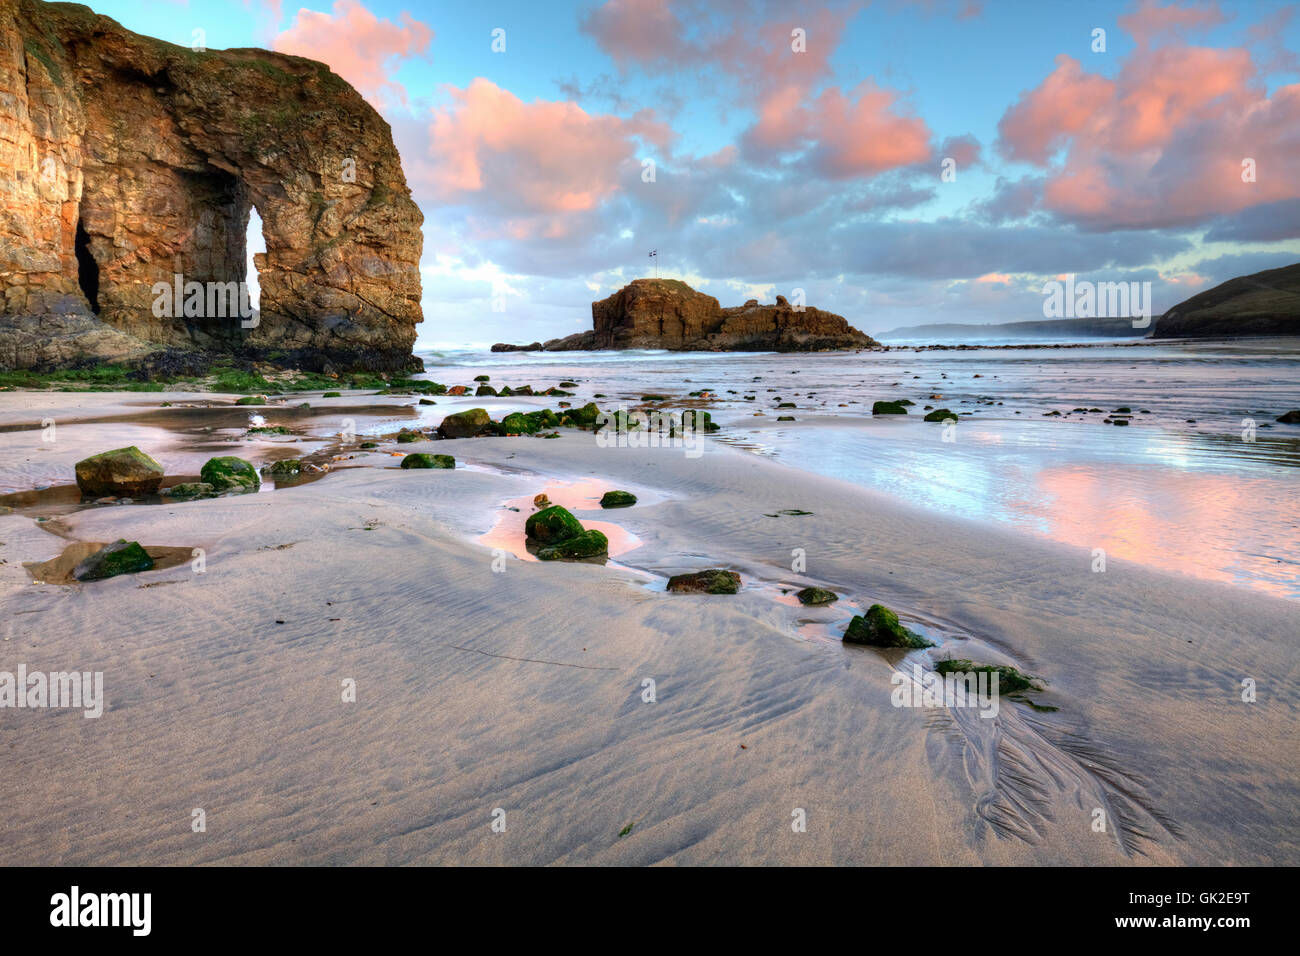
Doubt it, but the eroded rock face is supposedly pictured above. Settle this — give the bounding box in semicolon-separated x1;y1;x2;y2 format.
1;0;423;371
494;279;877;352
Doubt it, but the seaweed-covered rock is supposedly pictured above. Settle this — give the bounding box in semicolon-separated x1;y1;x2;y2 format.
476;384;498;396
525;505;585;543
401;453;454;469
795;586;838;606
667;569;741;594
200;456;260;493
498;412;537;435
396;429;422;443
777;415;796;421
73;539;154;581
603;409;641;432
679;409;720;432
1277;409;1300;424
537;529;609;560
600;490;637;508
530;409;561;429
566;402;601;427
164;481;216;500
923;408;956;422
261;459;301;475
843;604;933;648
474;375;490;382
872;401;908;415
235;396;268;406
74;446;164;497
437;408;491;438
322;391;342;398
933;659;1042;695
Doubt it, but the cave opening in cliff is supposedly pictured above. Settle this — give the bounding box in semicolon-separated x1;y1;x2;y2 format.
74;220;100;315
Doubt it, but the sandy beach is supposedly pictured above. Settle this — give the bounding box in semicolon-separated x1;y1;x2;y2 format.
2;387;1295;866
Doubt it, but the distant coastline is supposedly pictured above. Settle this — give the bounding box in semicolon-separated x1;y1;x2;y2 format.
874;316;1141;342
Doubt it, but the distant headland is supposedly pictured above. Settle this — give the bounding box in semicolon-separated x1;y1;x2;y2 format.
1152;262;1300;339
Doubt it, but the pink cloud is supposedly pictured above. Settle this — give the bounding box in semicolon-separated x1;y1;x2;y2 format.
995;24;1300;229
424;79;675;237
580;2;939;179
579;0;685;69
275;0;432;107
1118;0;1227;49
1162;271;1208;287
998;55;1114;165
805;82;933;177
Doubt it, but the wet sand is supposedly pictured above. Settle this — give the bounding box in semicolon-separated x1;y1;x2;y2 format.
0;390;1296;865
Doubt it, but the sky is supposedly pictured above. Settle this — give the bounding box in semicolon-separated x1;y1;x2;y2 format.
92;0;1300;345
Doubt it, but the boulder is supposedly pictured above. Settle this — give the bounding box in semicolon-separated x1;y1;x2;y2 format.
566;402;601;427
666;569;741;594
74;446;164;497
795;586;838;606
164;482;216;500
537;529;609;560
525;505;584;543
872;401;908;415
843;604;933;648
437;408;491;438
200;456;260;493
600;490;637;508
934;659;1041;695
73;539;154;581
1277;410;1300;424
498;412;540;435
400;453;454;469
923;408;956;422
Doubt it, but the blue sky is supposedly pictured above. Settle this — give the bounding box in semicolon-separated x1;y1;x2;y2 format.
92;1;1300;344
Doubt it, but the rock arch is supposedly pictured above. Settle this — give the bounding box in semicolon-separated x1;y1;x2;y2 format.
1;0;424;371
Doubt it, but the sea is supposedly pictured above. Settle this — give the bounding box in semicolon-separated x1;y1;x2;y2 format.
414;338;1300;600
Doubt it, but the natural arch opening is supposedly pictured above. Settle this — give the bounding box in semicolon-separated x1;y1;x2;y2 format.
74;219;99;314
245;205;265;314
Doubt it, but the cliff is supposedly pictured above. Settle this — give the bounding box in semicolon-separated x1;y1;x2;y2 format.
0;0;423;372
1151;262;1300;339
493;279;877;352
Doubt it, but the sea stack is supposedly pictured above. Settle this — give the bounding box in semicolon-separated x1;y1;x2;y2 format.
493;278;877;352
